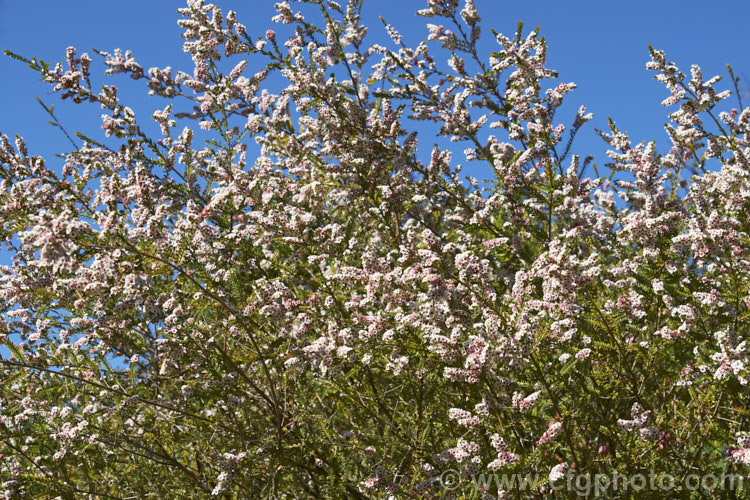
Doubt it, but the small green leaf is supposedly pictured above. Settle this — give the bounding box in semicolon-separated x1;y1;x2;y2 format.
3;49;32;65
4;339;29;364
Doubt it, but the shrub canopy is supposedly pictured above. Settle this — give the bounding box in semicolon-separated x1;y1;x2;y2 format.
2;0;750;498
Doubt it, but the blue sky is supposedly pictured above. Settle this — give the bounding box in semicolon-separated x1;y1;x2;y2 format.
1;0;749;180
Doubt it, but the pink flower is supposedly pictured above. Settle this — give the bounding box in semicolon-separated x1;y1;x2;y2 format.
536;421;563;446
362;477;379;489
549;463;568;482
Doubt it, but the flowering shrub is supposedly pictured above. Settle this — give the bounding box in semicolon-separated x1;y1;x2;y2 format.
2;0;750;498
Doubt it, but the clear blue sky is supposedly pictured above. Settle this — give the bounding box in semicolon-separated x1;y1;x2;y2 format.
1;0;749;180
